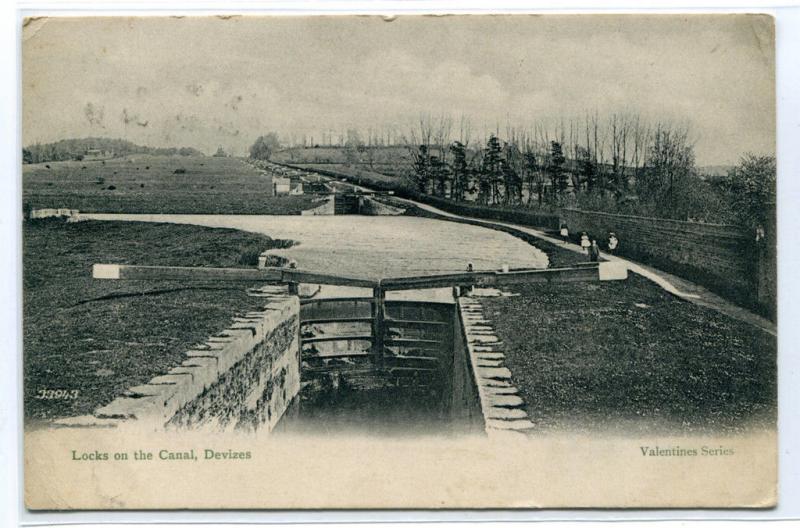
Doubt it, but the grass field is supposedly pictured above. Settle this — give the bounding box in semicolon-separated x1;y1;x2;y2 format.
481;273;777;435
23;218;294;420
23;154;319;214
272;145;413;167
290;162;408;189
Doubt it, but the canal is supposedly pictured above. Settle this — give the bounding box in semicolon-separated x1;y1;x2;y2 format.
82;213;548;435
82;214;549;277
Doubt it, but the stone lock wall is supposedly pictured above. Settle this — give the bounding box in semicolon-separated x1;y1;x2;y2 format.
167;313;300;432
58;295;302;432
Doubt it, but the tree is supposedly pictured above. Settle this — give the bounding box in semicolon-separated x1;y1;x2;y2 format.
522;150;543;206
725;154;776;229
549;141;567;198
449;141;469;202
482;135;503;205
577;146;596;192
344;128;364;167
638;124;695;218
412;144;431;193
609;113;631;195
249;133;280;160
430;155;450;197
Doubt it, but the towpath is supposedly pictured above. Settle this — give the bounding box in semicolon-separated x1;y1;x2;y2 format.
391;196;777;337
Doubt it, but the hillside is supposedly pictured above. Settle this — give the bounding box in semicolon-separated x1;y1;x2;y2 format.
23;137;205;164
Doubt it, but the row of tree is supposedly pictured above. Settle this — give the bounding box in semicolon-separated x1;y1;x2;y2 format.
400;113;774;228
248;113;775;228
23;138;204;164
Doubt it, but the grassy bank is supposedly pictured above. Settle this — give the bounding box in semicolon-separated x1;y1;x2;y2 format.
23;154;319;214
480;273;777;435
23;218;293;420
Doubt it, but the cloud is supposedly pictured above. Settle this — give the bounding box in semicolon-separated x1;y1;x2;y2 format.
22;15;775;163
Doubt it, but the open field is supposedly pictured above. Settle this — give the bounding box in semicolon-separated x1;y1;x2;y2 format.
481;273;777;435
272;145;413;168
23;218;294;420
290;162;408;189
271;146;415;188
23;154;319;214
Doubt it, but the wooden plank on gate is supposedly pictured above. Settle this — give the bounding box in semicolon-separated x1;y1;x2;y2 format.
271;268;379;288
300;317;374;325
381;266;604;290
384;319;449;327
371;286;386;366
300;296;373;305
92;264;282;282
301;334;373;344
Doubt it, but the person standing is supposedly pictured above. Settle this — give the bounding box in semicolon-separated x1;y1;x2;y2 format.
559;223;569;244
580;232;590;254
607;232;619;255
589;239;600;262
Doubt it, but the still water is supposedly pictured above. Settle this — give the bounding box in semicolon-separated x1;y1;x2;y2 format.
81;214;548;277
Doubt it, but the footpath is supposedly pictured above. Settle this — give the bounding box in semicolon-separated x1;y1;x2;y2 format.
394;196;777;338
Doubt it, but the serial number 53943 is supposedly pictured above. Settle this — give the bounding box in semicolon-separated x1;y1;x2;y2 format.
35;389;79;400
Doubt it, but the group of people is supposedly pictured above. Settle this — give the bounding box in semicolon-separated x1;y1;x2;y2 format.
559;224;618;262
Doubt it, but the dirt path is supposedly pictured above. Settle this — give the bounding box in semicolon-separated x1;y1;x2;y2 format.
393;196;777;337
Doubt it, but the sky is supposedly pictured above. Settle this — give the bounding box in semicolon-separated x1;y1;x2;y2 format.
22;15;775;165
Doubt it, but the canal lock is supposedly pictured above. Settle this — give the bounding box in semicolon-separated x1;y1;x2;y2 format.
277;294;485;435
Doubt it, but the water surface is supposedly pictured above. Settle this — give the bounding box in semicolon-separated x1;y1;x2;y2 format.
82;214;548;279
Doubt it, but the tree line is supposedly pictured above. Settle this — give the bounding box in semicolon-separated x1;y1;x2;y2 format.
399;113;775;229
23;138;204;164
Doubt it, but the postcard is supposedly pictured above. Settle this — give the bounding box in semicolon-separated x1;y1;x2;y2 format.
21;14;777;509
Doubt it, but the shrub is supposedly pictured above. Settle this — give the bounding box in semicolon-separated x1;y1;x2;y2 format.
237;248;262;266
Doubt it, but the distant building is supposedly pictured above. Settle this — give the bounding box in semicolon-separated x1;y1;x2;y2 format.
273;177;291;195
84;148;114;160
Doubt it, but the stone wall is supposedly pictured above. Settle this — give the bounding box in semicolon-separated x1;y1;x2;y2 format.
301;196;335;215
360;196;406;216
28;208;81;221
560;208;773;314
57;295;301;432
167;314;300;432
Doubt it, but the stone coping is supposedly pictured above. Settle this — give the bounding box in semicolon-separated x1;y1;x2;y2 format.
458;296;535;437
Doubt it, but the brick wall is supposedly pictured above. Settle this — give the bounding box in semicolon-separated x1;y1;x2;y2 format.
560;208;768;311
756;203;777;320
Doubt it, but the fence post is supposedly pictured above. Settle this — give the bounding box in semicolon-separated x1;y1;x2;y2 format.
371;285;385;368
287;261;299;295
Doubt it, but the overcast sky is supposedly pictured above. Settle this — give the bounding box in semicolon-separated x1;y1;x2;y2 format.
22;15;775;165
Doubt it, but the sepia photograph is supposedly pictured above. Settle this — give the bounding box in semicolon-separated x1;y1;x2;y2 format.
20;13;778;510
